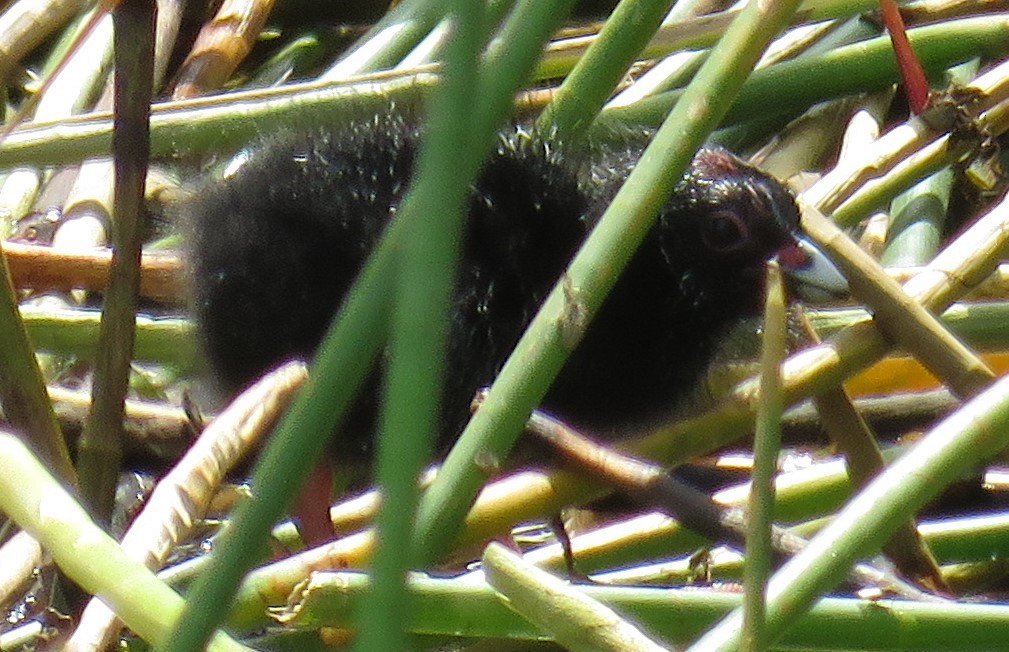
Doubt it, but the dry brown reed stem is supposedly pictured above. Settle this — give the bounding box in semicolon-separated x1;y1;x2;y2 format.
171;0;277;100
806;52;1009;216
64;361;307;652
800;205;995;398
3;240;184;302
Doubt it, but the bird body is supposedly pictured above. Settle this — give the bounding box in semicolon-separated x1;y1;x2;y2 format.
184;110;801;460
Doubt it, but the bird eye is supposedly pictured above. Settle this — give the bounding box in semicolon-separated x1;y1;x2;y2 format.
701;209;749;252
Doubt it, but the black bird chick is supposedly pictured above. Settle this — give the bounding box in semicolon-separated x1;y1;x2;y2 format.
184;111;801;463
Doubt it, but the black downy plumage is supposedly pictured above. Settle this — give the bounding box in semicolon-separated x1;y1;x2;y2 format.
184;110;801;461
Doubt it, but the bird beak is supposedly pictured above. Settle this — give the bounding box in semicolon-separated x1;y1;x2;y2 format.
777;236;849;302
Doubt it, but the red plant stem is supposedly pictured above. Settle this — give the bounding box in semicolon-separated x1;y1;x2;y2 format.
879;0;930;113
291;459;336;546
